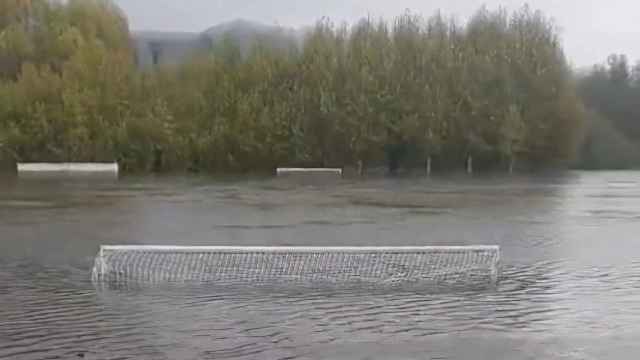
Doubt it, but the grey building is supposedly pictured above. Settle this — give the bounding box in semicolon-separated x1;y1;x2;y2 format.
133;31;207;67
132;20;303;67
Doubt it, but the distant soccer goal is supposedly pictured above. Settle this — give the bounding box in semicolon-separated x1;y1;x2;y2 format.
17;163;119;177
276;168;343;177
92;245;500;288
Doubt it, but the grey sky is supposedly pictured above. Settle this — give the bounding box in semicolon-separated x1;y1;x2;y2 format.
113;0;639;68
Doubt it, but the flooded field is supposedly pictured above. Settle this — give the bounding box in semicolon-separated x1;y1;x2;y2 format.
2;172;640;359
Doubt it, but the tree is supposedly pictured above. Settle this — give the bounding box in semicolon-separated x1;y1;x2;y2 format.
0;3;586;174
577;54;640;169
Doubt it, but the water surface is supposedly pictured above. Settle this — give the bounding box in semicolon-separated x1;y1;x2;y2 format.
2;172;640;359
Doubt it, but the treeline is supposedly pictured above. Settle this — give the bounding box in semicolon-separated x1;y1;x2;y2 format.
0;0;584;174
576;55;640;169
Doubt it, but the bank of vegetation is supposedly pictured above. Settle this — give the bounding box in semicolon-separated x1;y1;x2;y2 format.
576;55;640;169
0;0;586;174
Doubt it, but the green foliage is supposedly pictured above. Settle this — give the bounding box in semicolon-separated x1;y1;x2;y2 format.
577;54;640;169
577;111;640;169
0;2;585;173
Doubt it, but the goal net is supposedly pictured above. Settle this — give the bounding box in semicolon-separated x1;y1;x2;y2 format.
92;245;500;288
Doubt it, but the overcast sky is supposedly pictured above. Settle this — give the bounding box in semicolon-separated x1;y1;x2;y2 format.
113;0;639;68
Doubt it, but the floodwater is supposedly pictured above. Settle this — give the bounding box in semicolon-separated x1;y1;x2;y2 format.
1;171;640;359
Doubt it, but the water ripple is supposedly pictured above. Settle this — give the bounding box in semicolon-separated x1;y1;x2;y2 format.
4;173;640;358
6;258;637;358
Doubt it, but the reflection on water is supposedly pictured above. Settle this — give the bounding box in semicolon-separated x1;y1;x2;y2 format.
2;172;640;359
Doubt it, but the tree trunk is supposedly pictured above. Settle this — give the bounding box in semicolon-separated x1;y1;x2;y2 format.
509;157;515;174
426;156;432;177
466;155;473;174
357;160;365;177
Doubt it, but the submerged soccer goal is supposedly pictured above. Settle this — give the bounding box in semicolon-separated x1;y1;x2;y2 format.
17;162;119;176
276;168;343;176
92;245;500;288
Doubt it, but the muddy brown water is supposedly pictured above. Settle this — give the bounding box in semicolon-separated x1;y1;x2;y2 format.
2;172;640;359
